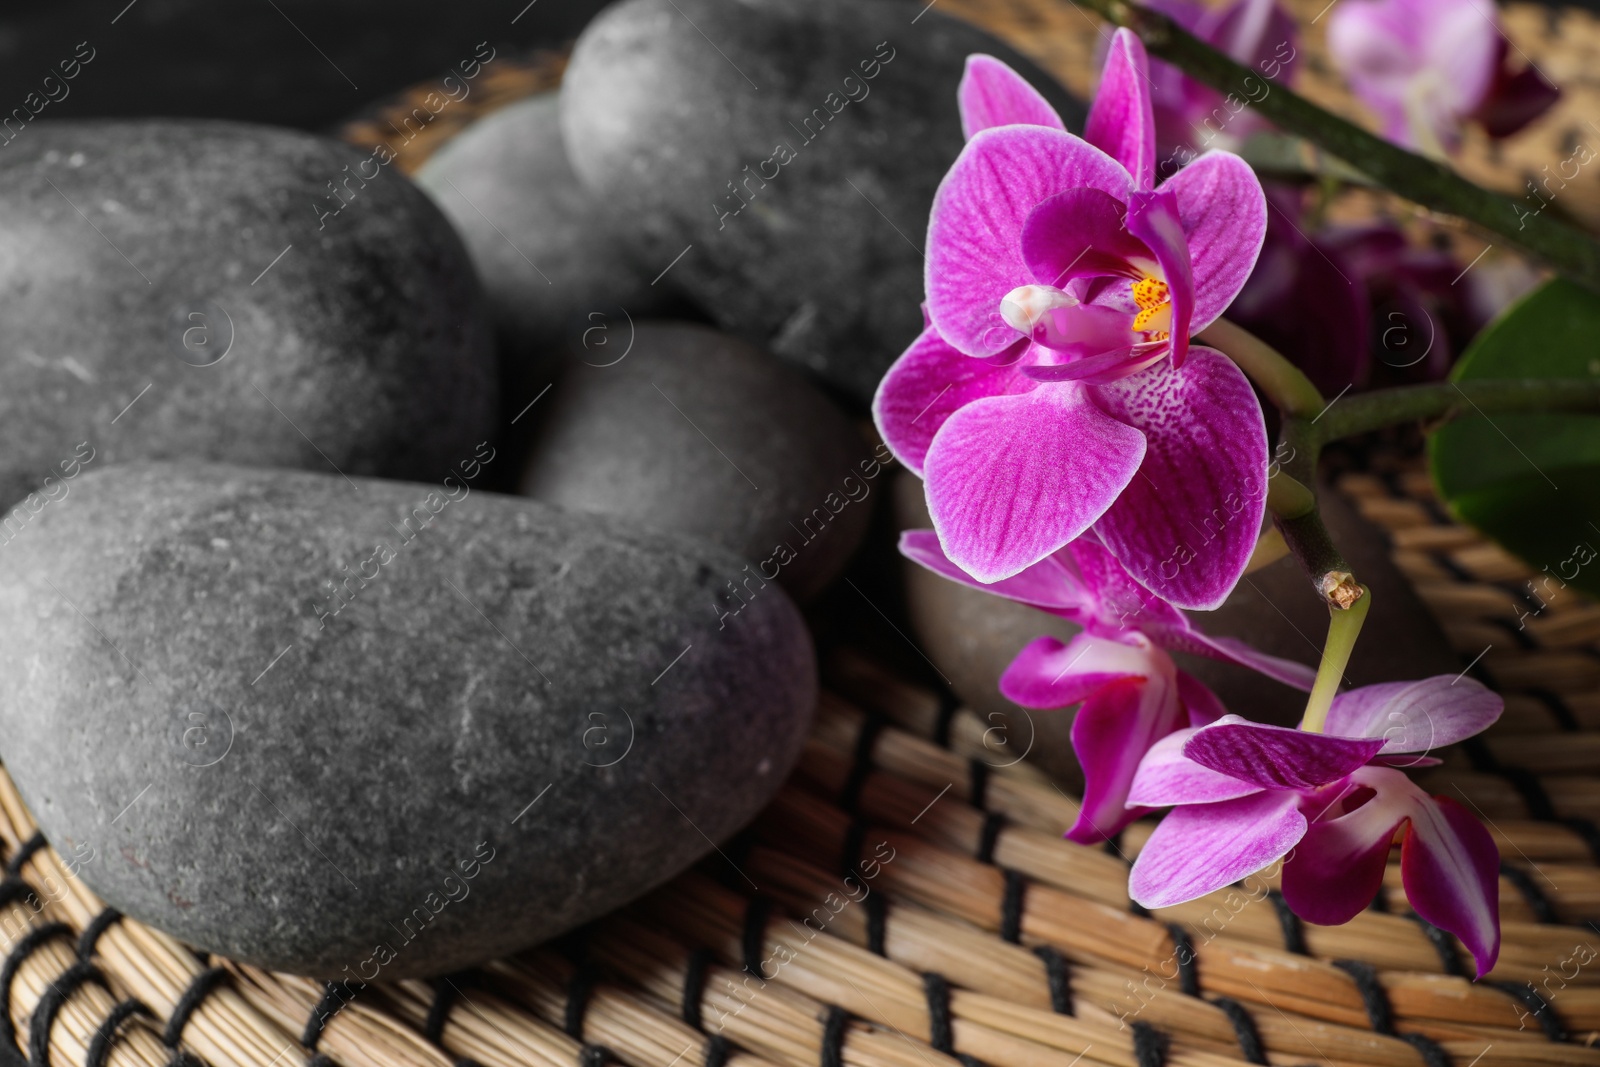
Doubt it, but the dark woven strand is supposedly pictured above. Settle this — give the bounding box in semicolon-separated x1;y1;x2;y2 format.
838;713;886;813
302;981;352;1050
1163;924;1200;997
1398;1033;1454;1067
682;948;712;1030
85;998;152;1067
840;819;868;879
704;1034;731;1067
1462;738;1558;820
976;812;1007;867
1561;817;1600;865
933;695;959;750
579;1044;612;1067
1404;915;1468;978
1490;980;1566;1041
76;909;124;962
1265;890;1309;955
820;1005;849;1067
1334;959;1454;1066
565;962;598;1040
0;882;35;914
28;959;103;1066
4;835;45;881
1499;860;1559;923
968;760;991;812
865;893;888;958
1130;1021;1168;1067
922;972;957;1053
1031;945;1073;1015
1524;688;1580;732
169;1051;206;1067
1367;885;1391;913
455;1059;485;1067
161;966;228;1048
424;978;459;1045
742;896;773;979
999;870;1026;944
0;922;72;1047
1208;996;1268;1065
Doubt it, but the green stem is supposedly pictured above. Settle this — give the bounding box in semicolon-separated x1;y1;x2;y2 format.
1070;0;1600;294
1314;378;1600;441
1197;318;1324;418
1301;585;1372;732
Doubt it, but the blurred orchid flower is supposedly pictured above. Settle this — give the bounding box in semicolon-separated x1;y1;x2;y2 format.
873;38;1270;609
900;531;1315;843
1127;676;1504;976
1328;0;1558;155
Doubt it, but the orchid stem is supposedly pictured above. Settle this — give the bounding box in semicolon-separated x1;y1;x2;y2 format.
1300;585;1372;733
1197;318;1325;418
1312;378;1600;441
1067;0;1600;294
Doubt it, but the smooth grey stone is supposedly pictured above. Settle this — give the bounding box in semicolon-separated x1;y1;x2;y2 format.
416;93;675;397
560;0;1086;404
0;119;496;510
519;323;875;601
0;463;815;978
894;471;1459;781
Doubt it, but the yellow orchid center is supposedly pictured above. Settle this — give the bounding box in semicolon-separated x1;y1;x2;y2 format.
1130;276;1171;341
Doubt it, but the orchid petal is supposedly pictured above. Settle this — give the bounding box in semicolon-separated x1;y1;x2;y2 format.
1000;633;1161;710
1323;675;1503;755
1066;538;1190;637
924;384;1145;583
1161;152;1268;332
927;127;1133;357
1128;725;1263;806
898;530;1090;616
1085;29;1158;189
1065;655;1188;843
1162;630;1320;690
1281;778;1404;925
959;54;1067;139
1087;348;1267;609
1124;190;1194;365
1403;788;1501;978
1177;670;1229;726
1021;188;1149;289
1183;714;1384;789
1129;790;1305;908
1023;345;1163;384
873;326;1033;476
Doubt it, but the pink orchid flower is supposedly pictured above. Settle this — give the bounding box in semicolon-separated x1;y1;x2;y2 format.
901;530;1314;843
873;36;1270;610
1126;676;1504;976
1328;0;1558;155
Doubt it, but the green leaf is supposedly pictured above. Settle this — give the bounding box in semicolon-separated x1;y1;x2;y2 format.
1429;278;1600;599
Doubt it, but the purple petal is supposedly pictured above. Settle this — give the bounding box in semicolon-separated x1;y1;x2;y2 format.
1000;633;1159;710
1183;715;1385;790
1124;190;1193;366
1021;188;1147;290
1163;629;1320;690
1323;675;1503;755
1473;41;1560;139
1207;0;1301;81
924;383;1145;583
1127;725;1263;806
1162;152;1267;332
1085;29;1158;189
873;326;1034;476
1176;670;1229;726
1128;790;1305;908
1087;347;1267;610
898;530;1090;616
1281;777;1405;925
1401;784;1501;977
959;54;1067;139
1067;537;1190;637
1024;345;1162;384
927;127;1133;357
1065;653;1188;844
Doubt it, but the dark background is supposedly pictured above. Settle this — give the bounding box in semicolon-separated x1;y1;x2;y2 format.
0;0;616;130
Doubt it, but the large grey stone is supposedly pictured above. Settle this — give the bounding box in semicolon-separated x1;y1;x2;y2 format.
415;93;676;400
519;323;875;601
0;463;815;978
560;0;1086;404
894;471;1460;780
0;119;496;510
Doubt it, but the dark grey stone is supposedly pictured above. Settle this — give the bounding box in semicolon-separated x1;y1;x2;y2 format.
0;463;815;978
560;0;1086;404
0;119;496;510
415;93;675;398
519;323;875;601
894;471;1460;781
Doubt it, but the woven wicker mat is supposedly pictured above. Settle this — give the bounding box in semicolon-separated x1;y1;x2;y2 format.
14;7;1595;1067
